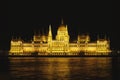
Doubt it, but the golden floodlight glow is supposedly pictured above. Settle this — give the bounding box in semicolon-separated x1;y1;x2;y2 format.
9;20;111;56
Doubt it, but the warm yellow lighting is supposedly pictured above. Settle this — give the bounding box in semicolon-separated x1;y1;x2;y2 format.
9;20;111;56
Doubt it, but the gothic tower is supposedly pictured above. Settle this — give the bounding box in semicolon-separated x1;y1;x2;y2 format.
47;25;52;53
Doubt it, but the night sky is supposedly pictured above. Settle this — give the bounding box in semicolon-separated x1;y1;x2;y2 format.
0;0;117;51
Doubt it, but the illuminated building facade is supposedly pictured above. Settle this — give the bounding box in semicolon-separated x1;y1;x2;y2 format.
9;21;111;56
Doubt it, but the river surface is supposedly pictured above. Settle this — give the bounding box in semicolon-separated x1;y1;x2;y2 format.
0;57;120;80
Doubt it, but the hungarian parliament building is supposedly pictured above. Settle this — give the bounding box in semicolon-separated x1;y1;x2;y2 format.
9;21;111;56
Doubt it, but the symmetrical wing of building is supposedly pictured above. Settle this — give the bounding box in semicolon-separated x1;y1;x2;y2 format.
9;21;111;56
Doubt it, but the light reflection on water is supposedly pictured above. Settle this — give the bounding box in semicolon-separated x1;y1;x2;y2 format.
0;57;120;80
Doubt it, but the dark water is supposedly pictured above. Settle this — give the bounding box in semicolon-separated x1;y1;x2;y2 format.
0;57;120;80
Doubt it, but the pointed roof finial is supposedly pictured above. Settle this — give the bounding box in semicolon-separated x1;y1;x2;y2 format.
48;24;52;36
105;34;107;40
42;28;44;35
18;37;20;40
97;34;99;40
61;18;64;24
49;24;51;30
66;25;68;29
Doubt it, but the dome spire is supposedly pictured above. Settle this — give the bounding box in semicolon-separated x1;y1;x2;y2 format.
66;25;68;31
48;24;52;36
61;18;64;24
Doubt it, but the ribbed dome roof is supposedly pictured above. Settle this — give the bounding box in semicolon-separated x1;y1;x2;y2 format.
58;25;66;31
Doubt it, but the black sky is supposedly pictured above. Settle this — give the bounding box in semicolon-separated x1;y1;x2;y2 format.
0;0;117;51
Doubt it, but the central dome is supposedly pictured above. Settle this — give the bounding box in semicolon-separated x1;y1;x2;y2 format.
58;24;66;31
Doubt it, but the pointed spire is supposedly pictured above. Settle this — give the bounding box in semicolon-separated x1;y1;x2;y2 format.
66;25;68;34
48;24;52;36
61;18;64;24
49;24;51;31
66;25;68;30
104;34;107;40
42;28;44;35
18;36;21;40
